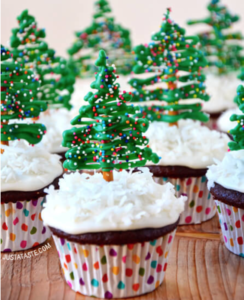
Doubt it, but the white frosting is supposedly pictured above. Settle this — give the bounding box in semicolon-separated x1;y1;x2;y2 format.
42;168;186;234
145;119;230;169
202;73;239;113
38;108;75;153
207;150;244;193
1;141;63;192
217;108;239;133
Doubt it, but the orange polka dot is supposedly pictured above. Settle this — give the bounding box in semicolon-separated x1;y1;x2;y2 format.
39;213;43;221
164;251;168;258
230;238;234;247
132;255;140;264
10;233;16;241
111;266;120;275
155;280;160;288
82;249;89;257
233;207;238;213
74;263;78;269
64;263;68;270
193;185;199;193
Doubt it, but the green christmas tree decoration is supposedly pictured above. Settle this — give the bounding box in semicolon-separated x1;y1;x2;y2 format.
187;0;244;75
128;8;210;124
1;45;47;146
228;85;244;151
238;68;244;81
67;0;133;78
10;10;75;110
62;50;159;181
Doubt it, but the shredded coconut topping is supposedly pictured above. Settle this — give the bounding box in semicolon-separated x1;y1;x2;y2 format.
42;168;186;234
207;150;244;193
145;119;229;169
1;141;63;192
202;73;239;113
217;108;239;133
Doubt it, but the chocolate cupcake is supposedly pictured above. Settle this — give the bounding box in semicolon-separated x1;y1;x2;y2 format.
146;119;229;225
1;142;63;252
42;169;186;298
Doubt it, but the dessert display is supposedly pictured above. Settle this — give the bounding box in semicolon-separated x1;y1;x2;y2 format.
67;0;134;78
42;50;186;298
9;9;76;157
187;0;244;129
207;84;244;257
1;46;63;252
128;9;229;225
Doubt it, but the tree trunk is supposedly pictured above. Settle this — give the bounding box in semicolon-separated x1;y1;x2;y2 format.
103;171;114;182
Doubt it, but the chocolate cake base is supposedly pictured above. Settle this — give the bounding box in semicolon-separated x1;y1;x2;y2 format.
146;165;207;178
49;217;179;245
210;182;244;209
1;174;63;203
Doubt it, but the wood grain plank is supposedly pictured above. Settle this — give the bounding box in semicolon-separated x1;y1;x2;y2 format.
1;234;244;300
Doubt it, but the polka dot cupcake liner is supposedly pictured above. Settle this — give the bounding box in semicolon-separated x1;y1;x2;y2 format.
215;200;244;257
1;197;51;252
52;229;176;298
153;176;216;225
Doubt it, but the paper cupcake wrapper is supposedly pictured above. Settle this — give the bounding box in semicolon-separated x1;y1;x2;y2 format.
153;176;216;225
1;197;51;252
215;200;244;257
53;229;176;298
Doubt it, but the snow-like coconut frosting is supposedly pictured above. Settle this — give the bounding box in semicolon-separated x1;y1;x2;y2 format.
42;168;186;234
145;119;230;169
202;73;239;113
1;141;63;192
217;108;239;133
207;150;244;193
38;108;75;153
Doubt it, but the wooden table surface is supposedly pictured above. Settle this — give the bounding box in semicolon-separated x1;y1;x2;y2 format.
1;214;244;300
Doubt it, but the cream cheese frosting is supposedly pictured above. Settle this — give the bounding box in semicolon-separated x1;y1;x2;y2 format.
1;141;63;192
42;168;186;234
145;119;230;169
217;108;239;133
38;108;74;153
202;73;239;113
207;150;244;193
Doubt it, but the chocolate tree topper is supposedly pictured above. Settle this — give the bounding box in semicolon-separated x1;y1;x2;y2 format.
10;10;75;110
228;85;244;151
67;0;133;78
129;8;209;125
62;50;159;181
1;46;47;152
187;0;244;75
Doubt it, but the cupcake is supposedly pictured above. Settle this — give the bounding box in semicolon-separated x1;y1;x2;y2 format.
42;50;186;298
187;0;243;129
1;46;63;252
145;120;229;224
207;85;244;257
127;9;230;224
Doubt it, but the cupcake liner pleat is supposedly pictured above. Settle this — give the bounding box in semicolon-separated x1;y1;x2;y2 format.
53;229;176;298
1;197;51;252
153;176;216;225
215;200;244;257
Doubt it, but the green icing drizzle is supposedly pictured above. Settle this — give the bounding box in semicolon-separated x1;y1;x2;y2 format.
128;8;210;123
1;45;47;144
62;50;159;172
187;0;244;75
10;10;75;110
228;85;244;151
238;68;244;82
67;0;134;78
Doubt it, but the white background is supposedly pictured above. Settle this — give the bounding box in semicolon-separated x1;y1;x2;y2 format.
2;0;244;57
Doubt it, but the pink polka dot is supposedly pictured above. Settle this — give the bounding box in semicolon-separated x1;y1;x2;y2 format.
225;208;231;216
185;216;192;224
20;240;27;249
224;236;227;243
168;235;173;244
67;281;72;288
205;207;211;215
